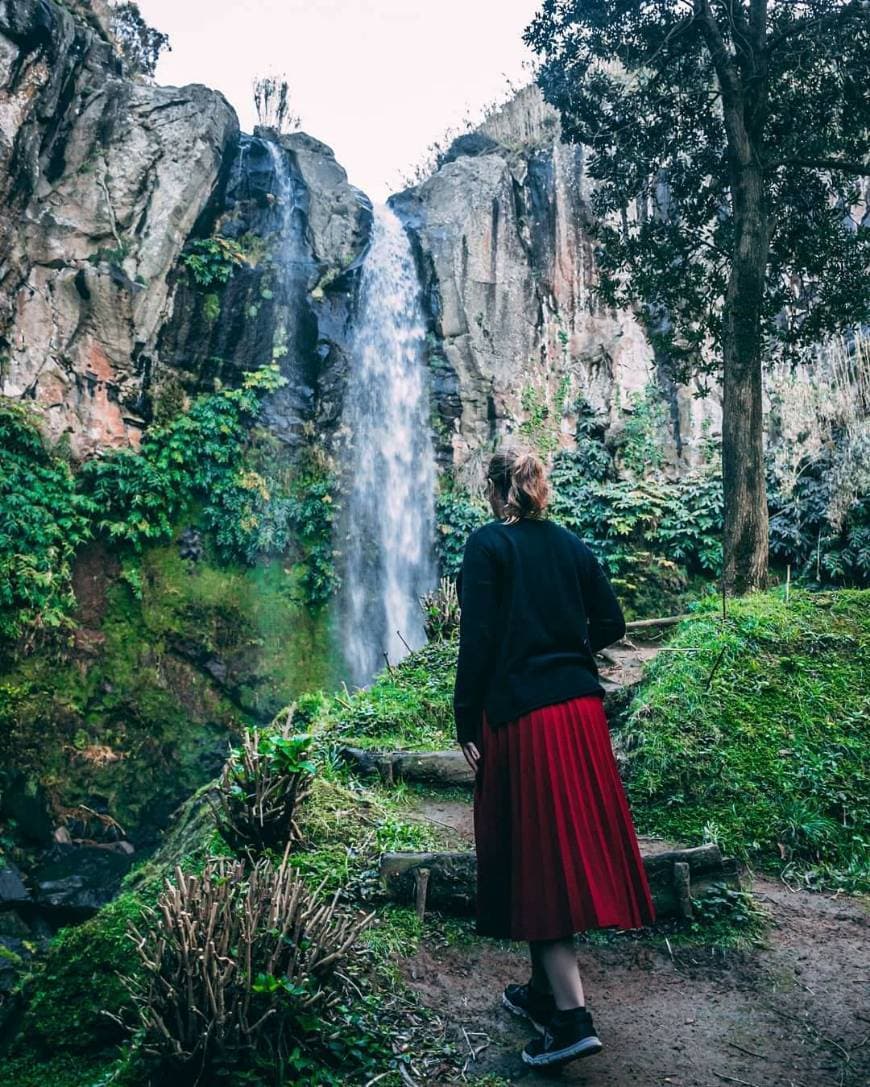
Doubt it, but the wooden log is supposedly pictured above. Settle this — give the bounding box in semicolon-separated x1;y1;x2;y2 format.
624;613;694;631
341;746;475;786
379;843;739;922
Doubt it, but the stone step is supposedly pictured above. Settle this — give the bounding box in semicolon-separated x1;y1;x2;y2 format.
379;843;740;922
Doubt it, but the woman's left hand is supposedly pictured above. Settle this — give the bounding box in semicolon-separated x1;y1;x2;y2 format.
461;742;481;774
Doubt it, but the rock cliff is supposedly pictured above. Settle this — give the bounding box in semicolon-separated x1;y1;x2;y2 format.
392;86;720;476
0;1;370;458
0;0;239;453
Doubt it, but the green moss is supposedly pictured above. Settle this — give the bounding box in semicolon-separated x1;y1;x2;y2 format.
4;892;143;1061
0;542;339;845
620;589;870;889
321;640;456;751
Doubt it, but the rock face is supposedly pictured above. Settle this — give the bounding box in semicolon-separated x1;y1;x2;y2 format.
158;127;371;448
392;86;721;474
0;0;239;455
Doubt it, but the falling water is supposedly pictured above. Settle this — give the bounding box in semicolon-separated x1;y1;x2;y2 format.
339;205;438;686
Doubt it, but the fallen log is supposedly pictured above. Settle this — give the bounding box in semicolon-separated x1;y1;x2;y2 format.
624;613;694;631
342;747;475;786
379;843;739;922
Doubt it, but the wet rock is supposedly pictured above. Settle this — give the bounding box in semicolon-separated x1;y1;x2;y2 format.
30;844;133;917
0;861;30;907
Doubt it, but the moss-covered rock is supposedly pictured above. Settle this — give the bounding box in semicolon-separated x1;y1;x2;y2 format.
0;538;339;852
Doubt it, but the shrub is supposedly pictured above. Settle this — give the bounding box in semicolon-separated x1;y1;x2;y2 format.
549;447;722;616
0;399;93;647
214;710;315;854
419;577;460;641
435;487;489;578
127;853;372;1077
181;237;248;289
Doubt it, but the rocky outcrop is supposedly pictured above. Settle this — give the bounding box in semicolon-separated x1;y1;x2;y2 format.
0;1;374;459
158;127;371;448
392;86;720;475
0;0;239;455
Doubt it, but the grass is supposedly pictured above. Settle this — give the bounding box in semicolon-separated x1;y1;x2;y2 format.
619;589;870;891
319;640;456;751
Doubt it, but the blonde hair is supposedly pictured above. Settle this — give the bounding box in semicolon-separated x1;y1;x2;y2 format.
487;448;550;523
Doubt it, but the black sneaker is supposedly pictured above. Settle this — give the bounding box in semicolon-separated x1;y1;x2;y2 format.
502;982;556;1034
521;1006;602;1067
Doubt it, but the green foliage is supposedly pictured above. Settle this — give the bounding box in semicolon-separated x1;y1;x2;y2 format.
321;640;457;751
619;385;668;476
80;366;284;556
548;432;723;617
526;0;870;373
182;236;248;289
435;486;489;579
619;590;870;890
0;399;93;646
518;379;566;456
769;450;870;588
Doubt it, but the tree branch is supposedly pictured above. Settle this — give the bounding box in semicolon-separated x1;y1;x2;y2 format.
767;158;870;175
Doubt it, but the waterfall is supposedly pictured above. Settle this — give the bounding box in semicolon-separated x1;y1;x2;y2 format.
339;205;438;686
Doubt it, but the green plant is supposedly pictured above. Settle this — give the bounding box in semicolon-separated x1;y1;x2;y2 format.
548;444;723;617
80;365;287;559
619;384;668;476
127;852;372;1077
0;399;93;647
214;709;315;854
435;486;489;578
181;236;248;289
419;577;460;641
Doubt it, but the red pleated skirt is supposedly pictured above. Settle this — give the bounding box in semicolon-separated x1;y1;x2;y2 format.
474;695;655;941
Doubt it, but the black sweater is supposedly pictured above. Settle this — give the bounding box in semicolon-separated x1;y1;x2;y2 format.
453;518;626;744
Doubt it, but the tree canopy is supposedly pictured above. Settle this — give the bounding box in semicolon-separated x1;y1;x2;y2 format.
526;0;869;591
526;0;869;378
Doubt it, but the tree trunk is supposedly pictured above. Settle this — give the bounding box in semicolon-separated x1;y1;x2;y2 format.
721;158;770;593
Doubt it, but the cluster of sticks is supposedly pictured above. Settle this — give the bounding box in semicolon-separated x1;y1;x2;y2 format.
419;577;460;641
212;710;312;855
126;848;373;1072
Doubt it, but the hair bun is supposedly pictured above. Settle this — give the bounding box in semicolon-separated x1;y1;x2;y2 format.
487;447;550;521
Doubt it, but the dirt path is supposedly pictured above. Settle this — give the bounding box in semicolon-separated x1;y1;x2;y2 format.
398;796;869;1086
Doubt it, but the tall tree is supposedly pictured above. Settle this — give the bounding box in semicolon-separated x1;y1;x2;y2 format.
526;0;869;592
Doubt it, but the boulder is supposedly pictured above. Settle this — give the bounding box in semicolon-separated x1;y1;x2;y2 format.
30;843;133;917
0;862;30;907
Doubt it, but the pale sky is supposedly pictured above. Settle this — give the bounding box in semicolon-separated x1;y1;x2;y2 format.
138;0;540;201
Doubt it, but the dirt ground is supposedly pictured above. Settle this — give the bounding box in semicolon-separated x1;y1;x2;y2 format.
399;796;869;1087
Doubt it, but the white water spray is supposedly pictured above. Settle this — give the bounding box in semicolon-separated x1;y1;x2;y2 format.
339;205;438;685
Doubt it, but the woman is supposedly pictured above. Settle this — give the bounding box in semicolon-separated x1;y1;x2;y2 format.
454;447;655;1069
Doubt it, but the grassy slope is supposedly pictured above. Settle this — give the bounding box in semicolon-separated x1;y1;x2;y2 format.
323;590;868;888
619;589;869;888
